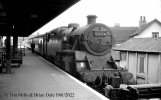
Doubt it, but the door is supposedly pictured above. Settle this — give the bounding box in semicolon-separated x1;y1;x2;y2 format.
136;54;146;84
148;55;159;84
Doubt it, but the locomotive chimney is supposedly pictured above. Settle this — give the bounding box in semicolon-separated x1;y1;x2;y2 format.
87;15;97;25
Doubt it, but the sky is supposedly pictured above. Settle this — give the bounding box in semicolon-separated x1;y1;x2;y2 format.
29;0;161;37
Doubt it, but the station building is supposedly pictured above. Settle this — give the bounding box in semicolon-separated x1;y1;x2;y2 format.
112;16;161;84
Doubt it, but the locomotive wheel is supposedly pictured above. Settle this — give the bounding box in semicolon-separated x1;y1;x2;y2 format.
93;76;102;87
82;72;97;83
54;57;59;65
54;53;61;66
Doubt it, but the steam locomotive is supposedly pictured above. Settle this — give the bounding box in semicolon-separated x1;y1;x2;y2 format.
27;15;133;88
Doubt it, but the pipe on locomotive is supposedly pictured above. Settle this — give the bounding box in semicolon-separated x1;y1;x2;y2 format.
87;15;97;24
68;23;80;28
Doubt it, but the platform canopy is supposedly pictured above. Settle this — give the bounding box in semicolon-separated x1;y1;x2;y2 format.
0;0;80;37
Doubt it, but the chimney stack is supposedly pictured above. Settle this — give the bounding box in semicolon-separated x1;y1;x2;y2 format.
87;15;97;25
139;16;146;28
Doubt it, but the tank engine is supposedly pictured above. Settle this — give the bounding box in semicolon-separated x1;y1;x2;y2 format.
29;15;133;88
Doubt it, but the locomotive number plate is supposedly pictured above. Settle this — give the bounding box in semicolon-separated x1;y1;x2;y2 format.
93;31;110;37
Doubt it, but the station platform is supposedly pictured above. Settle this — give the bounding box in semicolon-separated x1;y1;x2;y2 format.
0;49;108;100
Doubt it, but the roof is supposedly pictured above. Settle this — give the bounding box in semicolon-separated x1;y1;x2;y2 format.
130;19;161;37
110;27;138;43
0;0;80;37
113;38;161;53
111;50;121;61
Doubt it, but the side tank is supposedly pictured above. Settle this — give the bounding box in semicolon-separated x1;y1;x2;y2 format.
46;26;67;60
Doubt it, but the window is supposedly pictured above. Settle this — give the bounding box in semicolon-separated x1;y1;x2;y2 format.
121;54;126;60
138;55;145;74
139;56;144;73
152;32;159;37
